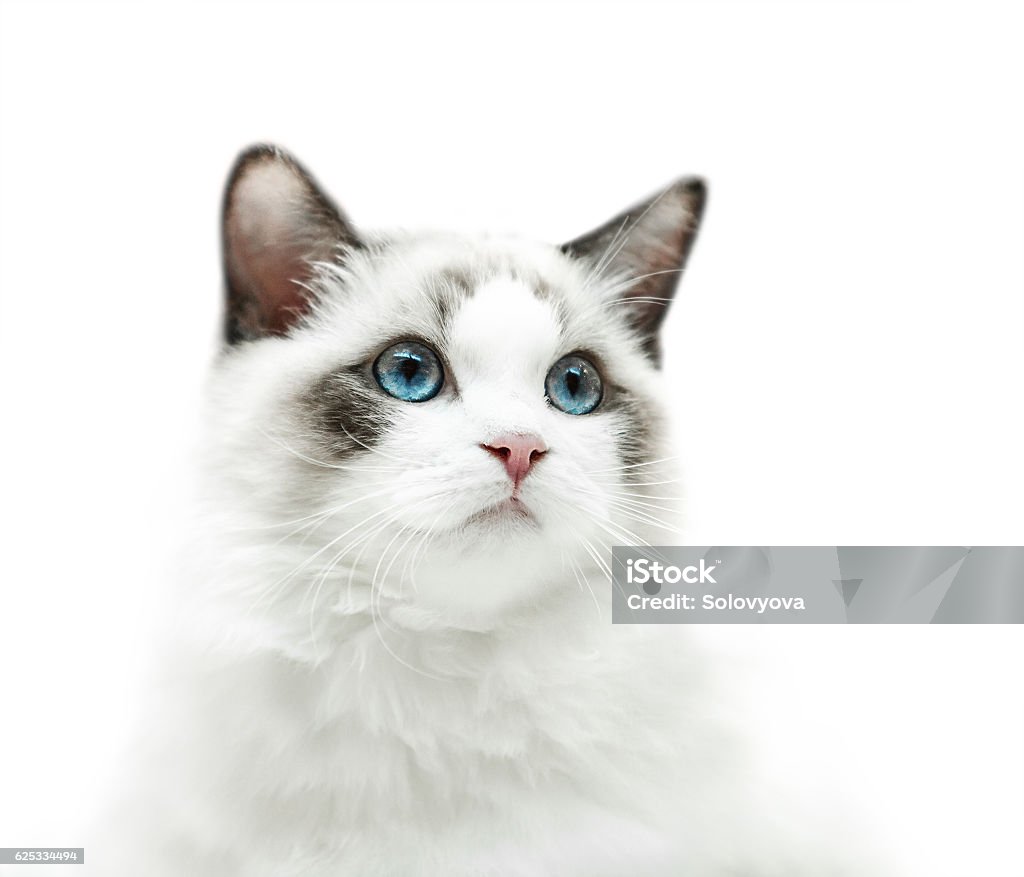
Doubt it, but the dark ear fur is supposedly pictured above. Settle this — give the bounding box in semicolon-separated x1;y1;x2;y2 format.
561;178;706;364
222;145;361;344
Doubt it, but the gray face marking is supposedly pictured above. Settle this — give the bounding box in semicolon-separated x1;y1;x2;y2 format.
298;267;477;465
524;271;570;333
429;267;477;342
299;248;661;474
302;365;395;461
599;380;660;471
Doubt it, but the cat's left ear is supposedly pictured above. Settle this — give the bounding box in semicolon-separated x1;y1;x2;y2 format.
222;144;362;344
561;178;706;364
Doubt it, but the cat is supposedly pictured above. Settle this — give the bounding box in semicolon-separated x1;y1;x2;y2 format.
100;144;881;876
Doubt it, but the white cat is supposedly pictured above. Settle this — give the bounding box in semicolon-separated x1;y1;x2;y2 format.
101;145;882;875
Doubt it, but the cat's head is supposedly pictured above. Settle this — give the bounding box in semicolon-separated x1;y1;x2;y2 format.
206;145;704;635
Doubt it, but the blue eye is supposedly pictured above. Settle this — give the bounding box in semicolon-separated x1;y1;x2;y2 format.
545;354;603;415
373;341;444;402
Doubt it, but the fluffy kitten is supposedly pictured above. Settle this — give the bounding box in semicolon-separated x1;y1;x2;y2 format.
102;146;872;876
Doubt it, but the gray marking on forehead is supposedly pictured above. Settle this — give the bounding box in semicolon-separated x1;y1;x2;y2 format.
522;272;570;332
434;265;478;294
440;260;571;336
427;266;479;353
430;267;476;329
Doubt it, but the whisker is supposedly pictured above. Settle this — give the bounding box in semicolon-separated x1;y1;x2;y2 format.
365;492;451;635
359;505;449;682
581;182;677;291
256;426;405;473
246;502;407;616
588;477;683;488
331;419;429;469
601;267;688;298
570;555;603;621
304;509;399;621
583;216;631;289
401;495;459;597
585;456;680;475
580;487;686;504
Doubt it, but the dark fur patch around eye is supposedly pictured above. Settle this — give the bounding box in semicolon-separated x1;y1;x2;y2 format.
601;381;660;470
302;366;393;460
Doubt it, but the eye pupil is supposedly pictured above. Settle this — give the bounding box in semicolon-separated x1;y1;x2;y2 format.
545;355;603;416
399;357;420;381
373;342;444;403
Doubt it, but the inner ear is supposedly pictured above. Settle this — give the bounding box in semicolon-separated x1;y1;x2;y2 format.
222;145;362;344
561;178;706;365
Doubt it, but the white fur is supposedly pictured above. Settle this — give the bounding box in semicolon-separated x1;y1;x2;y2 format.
100;233;885;876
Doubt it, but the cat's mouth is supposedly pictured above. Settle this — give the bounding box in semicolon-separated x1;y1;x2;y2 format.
463;496;536;529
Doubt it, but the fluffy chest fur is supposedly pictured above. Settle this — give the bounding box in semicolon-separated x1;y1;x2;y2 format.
133;604;710;877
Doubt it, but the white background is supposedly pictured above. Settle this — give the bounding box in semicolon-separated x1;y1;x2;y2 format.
1;0;1022;874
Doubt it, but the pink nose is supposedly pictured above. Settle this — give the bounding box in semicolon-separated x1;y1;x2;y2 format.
481;433;548;487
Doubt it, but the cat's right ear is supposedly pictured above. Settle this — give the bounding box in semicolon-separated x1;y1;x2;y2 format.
222;145;362;344
561;178;706;365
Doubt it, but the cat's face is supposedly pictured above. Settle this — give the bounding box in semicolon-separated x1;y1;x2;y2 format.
207;146;704;632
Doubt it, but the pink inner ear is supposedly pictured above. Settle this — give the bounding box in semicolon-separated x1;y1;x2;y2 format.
225;159;323;337
237;233;312;335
